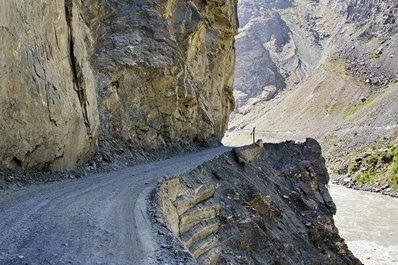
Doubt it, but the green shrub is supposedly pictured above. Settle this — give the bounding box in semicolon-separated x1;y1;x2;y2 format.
389;147;398;189
356;171;377;185
349;145;398;189
348;162;360;174
344;99;375;118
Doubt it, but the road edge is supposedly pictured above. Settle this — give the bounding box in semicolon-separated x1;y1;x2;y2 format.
134;185;157;264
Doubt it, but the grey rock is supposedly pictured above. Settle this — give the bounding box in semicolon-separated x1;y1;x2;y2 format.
156;139;361;264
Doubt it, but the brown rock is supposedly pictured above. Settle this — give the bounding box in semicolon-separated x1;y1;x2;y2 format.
0;0;239;170
0;0;99;170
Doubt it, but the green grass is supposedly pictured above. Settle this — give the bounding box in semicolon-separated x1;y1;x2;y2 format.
349;145;398;189
344;99;375;118
355;171;378;185
388;148;398;189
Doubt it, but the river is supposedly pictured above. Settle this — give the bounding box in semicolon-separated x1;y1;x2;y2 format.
329;184;398;265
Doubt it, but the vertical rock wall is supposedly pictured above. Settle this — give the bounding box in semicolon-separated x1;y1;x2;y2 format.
0;0;238;170
83;0;238;151
0;0;99;170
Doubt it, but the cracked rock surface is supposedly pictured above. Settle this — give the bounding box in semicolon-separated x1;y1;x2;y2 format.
155;139;361;264
0;0;99;170
0;0;238;171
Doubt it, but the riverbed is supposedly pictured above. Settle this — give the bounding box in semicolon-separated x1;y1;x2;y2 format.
329;184;398;265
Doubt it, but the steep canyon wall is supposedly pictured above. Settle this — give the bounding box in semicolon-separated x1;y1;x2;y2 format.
0;0;238;170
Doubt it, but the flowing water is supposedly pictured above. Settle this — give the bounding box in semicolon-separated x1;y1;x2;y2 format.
329;184;398;265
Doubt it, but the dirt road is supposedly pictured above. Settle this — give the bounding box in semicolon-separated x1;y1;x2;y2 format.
0;147;230;265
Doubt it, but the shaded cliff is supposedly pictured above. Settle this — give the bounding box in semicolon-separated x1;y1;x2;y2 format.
155;139;361;264
0;0;238;171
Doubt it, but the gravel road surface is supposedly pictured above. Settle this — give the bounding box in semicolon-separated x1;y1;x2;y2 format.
0;147;230;265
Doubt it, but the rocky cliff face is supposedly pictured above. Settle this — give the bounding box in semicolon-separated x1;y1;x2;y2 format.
0;0;99;171
234;0;316;111
0;0;238;171
156;139;361;264
232;0;397;110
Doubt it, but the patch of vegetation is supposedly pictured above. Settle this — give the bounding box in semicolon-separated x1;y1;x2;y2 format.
348;145;398;189
389;151;398;189
355;171;378;185
365;37;381;48
369;50;380;60
344;98;375;118
323;133;339;150
324;57;367;88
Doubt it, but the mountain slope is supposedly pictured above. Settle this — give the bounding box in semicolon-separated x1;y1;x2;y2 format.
225;0;398;181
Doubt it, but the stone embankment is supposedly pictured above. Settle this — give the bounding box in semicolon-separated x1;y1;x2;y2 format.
333;177;398;198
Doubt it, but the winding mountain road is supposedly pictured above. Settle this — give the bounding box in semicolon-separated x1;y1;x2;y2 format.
0;147;230;265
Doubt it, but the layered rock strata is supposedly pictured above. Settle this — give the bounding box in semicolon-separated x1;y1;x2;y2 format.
157;139;361;264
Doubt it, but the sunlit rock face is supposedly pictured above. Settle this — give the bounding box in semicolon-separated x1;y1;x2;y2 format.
0;0;238;170
0;0;99;170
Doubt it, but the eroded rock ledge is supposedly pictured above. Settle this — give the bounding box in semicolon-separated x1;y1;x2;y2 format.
155;139;361;264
